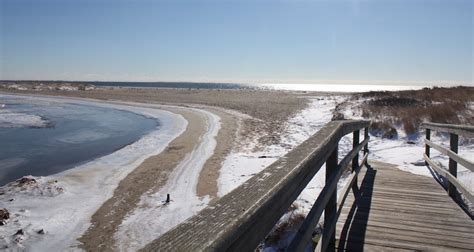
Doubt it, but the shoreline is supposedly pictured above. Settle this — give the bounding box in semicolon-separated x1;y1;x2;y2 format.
0;94;190;250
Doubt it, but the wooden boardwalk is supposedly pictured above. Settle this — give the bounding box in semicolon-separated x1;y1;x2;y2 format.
146;121;474;251
336;161;474;251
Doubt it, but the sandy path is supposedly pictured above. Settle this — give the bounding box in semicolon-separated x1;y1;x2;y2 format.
78;109;207;251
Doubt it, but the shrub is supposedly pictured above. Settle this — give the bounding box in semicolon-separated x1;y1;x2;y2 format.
357;86;474;137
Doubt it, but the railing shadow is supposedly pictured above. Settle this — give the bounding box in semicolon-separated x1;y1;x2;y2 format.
426;165;474;219
337;163;376;251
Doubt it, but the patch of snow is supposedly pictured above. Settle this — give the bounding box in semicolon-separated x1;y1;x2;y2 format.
57;86;78;91
0;111;51;128
115;108;221;251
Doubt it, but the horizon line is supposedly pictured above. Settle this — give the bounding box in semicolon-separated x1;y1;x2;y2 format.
1;79;472;87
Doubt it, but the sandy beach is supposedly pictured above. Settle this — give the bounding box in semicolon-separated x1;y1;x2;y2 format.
0;87;313;250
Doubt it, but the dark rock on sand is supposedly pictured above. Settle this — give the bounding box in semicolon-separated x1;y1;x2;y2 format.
0;208;10;225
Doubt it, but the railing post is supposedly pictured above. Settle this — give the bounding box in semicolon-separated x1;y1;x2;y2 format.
364;127;369;156
448;133;458;198
323;146;338;252
425;128;431;165
352;130;360;172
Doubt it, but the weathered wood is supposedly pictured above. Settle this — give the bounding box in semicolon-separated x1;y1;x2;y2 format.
316;152;368;251
338;212;474;232
352;130;360;172
287;137;369;252
425;128;431;165
363;127;369;156
337;162;474;251
421;122;474;137
424;154;474;203
424;139;474;172
323;147;338;252
143;120;370;251
448;133;459;198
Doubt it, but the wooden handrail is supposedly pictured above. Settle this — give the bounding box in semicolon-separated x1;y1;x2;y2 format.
424;139;474;172
421;122;474;138
142;120;370;251
424;154;474;203
422;122;474;204
286;137;369;251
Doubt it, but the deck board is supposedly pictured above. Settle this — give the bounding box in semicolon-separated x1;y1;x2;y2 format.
335;161;474;251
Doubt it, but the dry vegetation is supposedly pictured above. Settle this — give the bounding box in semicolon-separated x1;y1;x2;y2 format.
259;204;307;250
352;86;474;137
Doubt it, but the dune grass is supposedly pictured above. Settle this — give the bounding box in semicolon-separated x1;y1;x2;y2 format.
353;86;474;136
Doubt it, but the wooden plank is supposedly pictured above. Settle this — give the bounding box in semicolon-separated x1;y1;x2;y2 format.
341;204;465;218
350;197;463;211
335;223;474;248
351;191;455;203
357;201;465;215
337;237;469;252
425;139;474;172
338;212;474;233
370;181;442;190
335;241;419;252
361;186;448;196
424;154;474;203
336;218;474;240
339;207;472;225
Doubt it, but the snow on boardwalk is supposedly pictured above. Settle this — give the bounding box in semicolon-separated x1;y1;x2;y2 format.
337;161;474;251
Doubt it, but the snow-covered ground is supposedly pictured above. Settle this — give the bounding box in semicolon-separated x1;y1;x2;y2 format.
0;95;187;251
115;108;220;251
218;96;354;213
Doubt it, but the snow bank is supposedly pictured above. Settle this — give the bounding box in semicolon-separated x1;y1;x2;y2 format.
0;94;187;251
115;108;221;251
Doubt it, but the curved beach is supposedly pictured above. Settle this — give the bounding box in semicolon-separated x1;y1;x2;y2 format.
0;88;334;251
0;90;302;250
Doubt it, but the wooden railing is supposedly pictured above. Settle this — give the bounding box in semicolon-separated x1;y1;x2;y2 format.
422;122;474;204
142;120;370;252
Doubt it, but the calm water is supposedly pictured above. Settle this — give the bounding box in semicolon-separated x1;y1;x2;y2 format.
0;96;158;186
91;81;257;90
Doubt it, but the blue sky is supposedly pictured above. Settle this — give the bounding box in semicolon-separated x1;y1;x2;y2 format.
1;0;472;85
